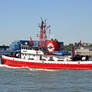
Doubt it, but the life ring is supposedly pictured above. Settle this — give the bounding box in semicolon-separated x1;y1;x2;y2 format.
47;43;55;52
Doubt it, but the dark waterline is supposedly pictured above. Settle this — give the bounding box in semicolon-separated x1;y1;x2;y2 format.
0;59;92;92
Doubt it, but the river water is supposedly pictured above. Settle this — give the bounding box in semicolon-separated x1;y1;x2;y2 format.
0;59;92;92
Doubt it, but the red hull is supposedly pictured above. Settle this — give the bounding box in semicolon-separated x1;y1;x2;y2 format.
2;57;92;70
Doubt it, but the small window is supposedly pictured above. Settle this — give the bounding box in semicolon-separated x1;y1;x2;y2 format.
49;57;54;61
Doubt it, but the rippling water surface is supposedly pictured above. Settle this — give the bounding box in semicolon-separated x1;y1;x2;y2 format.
0;59;92;92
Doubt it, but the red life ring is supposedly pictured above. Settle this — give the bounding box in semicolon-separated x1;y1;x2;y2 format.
47;43;55;52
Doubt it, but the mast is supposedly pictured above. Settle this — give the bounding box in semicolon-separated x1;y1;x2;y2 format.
39;19;47;48
39;19;50;48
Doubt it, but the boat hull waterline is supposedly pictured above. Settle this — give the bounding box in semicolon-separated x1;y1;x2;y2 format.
1;56;92;70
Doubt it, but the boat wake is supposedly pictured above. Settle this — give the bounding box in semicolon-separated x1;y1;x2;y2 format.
0;64;57;72
0;64;11;68
0;63;22;69
29;68;58;72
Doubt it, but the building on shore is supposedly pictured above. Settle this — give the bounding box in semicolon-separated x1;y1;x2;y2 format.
0;46;9;51
0;46;9;56
76;47;92;56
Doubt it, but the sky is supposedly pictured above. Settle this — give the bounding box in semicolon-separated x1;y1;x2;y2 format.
0;0;92;45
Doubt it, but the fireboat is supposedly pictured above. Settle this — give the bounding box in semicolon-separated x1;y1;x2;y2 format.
1;20;92;70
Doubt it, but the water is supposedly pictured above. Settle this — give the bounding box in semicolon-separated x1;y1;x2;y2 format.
0;59;92;92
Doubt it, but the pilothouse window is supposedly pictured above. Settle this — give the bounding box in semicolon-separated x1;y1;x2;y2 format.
49;57;54;61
